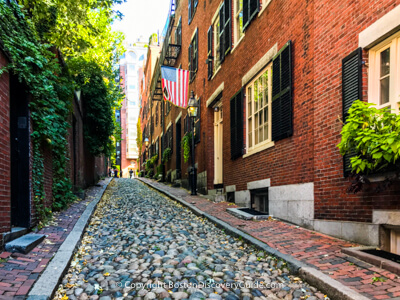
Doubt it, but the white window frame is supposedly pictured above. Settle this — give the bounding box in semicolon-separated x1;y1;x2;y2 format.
258;0;273;17
233;0;244;48
245;64;274;157
368;31;400;113
212;7;222;74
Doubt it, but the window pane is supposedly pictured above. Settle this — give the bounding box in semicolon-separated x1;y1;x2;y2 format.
264;106;268;123
259;126;263;143
258;77;263;107
248;117;252;148
380;76;390;105
248;87;252;115
254;80;258;111
264;123;268;141
255;113;259;144
380;48;390;77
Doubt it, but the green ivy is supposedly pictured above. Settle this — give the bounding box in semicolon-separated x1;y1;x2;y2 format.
162;147;172;163
181;133;192;163
0;2;76;218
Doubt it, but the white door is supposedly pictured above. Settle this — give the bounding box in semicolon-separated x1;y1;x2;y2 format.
214;106;223;184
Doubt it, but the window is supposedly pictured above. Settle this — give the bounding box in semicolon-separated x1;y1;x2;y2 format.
128;65;136;74
155;137;159;156
139;54;145;61
234;0;244;43
127;52;137;62
128;84;136;90
246;65;272;151
175;17;182;45
368;32;400;112
188;29;198;81
188;0;198;24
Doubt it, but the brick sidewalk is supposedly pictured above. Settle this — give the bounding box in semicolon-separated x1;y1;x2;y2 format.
140;178;400;300
0;178;110;300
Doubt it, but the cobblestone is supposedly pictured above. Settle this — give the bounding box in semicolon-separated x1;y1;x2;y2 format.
55;179;327;300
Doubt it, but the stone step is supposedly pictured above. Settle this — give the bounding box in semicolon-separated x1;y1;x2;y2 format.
3;227;28;243
5;234;46;254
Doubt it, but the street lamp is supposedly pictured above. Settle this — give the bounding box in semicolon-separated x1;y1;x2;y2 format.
187;91;199;195
144;137;149;174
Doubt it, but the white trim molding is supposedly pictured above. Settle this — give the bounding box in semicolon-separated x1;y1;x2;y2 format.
242;44;277;86
175;111;182;123
166;121;172;130
206;82;224;107
359;4;400;49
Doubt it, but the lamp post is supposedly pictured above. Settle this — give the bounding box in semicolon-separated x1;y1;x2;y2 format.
187;91;199;195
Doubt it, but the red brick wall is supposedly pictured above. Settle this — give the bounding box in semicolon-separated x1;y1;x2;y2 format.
313;0;400;222
142;0;400;224
0;49;11;247
176;0;315;190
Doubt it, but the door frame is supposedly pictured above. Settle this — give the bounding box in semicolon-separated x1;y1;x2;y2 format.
213;102;223;185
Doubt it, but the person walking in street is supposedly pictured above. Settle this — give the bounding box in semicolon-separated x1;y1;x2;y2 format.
114;168;118;178
129;169;133;178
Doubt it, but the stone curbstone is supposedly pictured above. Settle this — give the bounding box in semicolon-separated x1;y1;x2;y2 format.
138;178;371;300
27;178;113;300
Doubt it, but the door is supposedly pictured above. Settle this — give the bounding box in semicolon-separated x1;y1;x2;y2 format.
176;119;181;176
10;76;30;228
214;105;223;185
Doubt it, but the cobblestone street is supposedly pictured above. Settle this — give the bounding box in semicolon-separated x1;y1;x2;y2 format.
55;179;327;300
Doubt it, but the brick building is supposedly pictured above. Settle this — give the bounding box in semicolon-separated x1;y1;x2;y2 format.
140;0;400;253
0;46;107;250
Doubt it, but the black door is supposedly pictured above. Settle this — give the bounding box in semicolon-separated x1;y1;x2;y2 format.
10;76;30;228
176;119;181;178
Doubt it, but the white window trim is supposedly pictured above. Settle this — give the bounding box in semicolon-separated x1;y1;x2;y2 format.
368;31;400;112
242;44;277;86
258;0;273;17
245;64;274;157
233;0;245;48
206;82;224;107
211;65;222;80
212;6;222;73
359;5;400;49
231;34;245;53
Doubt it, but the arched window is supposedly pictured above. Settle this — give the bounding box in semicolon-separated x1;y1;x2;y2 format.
127;51;137;62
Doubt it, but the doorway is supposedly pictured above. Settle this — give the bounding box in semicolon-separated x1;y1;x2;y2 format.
10;76;30;228
214;104;223;185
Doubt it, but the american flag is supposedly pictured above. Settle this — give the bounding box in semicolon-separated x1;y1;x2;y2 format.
161;66;190;108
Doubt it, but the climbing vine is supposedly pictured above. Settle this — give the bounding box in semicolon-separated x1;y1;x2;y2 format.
0;1;124;220
0;2;76;217
181;133;192;163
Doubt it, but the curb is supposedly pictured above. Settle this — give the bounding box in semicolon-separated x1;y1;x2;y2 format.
138;178;371;300
27;178;113;300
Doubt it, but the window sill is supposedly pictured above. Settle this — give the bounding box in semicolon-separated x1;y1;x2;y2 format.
211;66;222;80
231;35;245;54
243;140;275;158
258;0;273;17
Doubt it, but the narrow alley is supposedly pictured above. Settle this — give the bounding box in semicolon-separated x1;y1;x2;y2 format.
55;179;325;300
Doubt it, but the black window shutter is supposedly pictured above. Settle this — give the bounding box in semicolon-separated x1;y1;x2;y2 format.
224;0;231;56
188;0;192;24
342;48;362;177
188;44;192;80
230;89;243;160
219;3;225;62
243;0;249;30
243;0;259;31
272;40;293;142
195;30;198;72
207;25;213;80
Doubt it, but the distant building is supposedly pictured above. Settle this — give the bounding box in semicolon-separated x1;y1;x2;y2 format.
118;38;148;177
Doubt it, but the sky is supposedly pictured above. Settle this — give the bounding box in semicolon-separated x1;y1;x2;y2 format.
112;0;171;43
